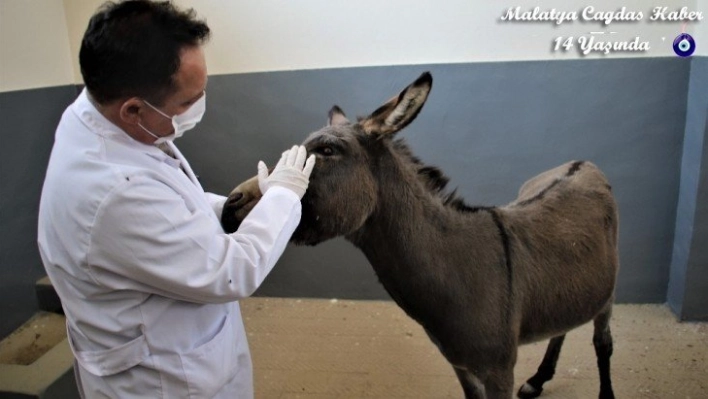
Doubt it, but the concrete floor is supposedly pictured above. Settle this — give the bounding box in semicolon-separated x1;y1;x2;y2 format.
2;299;706;398
242;298;708;399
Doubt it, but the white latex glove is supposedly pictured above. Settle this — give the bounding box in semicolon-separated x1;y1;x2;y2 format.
258;145;316;199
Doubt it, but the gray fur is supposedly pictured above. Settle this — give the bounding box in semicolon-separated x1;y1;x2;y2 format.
221;72;619;399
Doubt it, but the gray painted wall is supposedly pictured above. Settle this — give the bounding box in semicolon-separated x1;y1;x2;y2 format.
668;57;708;320
2;57;705;337
185;58;689;304
0;85;79;338
685;112;708;320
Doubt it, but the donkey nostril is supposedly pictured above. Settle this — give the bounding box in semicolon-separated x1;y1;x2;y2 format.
228;192;244;206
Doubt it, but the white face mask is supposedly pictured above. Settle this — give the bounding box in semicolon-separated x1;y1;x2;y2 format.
139;92;206;144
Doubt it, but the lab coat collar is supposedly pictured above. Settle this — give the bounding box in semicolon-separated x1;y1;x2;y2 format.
72;89;203;188
72;88;177;165
165;141;203;189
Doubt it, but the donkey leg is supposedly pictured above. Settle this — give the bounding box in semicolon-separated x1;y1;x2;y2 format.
593;307;615;399
483;365;515;399
517;335;566;398
453;366;487;399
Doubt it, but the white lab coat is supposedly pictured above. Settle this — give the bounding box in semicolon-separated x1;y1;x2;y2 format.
38;89;301;398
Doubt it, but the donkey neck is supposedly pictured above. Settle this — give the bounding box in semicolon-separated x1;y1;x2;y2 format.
345;150;505;312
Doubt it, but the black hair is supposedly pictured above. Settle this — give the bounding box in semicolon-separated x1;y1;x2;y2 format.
79;0;210;105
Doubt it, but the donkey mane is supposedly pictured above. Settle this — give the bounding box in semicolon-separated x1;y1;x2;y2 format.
394;138;603;215
390;137;490;213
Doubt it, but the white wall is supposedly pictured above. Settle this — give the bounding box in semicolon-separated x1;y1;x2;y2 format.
1;0;704;92
189;0;703;75
62;0;102;79
0;0;74;92
698;0;708;55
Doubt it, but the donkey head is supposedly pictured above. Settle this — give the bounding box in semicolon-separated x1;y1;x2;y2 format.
221;72;433;245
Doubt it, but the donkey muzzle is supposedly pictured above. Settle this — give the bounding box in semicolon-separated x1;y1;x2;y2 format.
221;174;262;233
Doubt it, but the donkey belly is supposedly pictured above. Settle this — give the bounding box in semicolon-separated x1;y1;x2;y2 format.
518;267;616;344
519;307;604;345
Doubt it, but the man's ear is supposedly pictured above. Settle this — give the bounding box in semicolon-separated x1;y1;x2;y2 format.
119;97;146;125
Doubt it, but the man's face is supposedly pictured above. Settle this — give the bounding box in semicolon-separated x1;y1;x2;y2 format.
140;45;208;136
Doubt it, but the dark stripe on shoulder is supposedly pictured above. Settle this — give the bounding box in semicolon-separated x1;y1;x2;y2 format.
488;208;513;293
516;161;585;207
517;179;561;206
567;161;585;176
460;207;513;292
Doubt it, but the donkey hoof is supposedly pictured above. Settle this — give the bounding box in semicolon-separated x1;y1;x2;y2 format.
598;388;615;399
517;382;543;398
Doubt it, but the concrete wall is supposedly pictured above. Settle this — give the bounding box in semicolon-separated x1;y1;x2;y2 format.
190;60;690;306
1;0;707;338
4;1;705;92
0;0;74;92
0;86;79;340
0;0;81;338
668;57;708;320
60;0;702;76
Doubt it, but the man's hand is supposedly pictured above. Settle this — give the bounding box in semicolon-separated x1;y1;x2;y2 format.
257;145;316;199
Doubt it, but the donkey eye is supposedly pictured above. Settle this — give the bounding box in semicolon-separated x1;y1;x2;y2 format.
316;146;334;156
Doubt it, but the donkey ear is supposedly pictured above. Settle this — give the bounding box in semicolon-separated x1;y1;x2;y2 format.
360;72;432;136
328;105;350;126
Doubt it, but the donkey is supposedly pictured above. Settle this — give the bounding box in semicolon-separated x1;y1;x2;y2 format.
221;72;619;399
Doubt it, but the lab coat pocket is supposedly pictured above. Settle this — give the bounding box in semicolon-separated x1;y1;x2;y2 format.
68;325;150;377
179;311;240;399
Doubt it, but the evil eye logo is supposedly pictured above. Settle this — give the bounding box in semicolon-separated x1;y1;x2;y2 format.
673;33;696;57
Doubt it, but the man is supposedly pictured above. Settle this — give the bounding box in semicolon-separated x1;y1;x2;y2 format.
37;1;314;397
